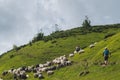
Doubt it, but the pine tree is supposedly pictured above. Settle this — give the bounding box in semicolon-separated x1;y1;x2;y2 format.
82;16;92;31
13;44;18;52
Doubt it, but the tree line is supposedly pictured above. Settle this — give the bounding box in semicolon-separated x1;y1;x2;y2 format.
12;16;120;52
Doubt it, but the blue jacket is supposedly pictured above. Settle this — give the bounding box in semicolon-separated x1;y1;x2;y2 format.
103;49;109;56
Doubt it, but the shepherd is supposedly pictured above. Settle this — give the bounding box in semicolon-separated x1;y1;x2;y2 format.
103;47;111;65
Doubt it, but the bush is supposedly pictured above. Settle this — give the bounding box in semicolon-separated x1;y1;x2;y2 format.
9;54;14;58
13;44;18;52
91;27;103;32
32;32;44;43
104;33;116;39
43;36;52;42
29;41;32;46
51;40;57;44
49;46;54;48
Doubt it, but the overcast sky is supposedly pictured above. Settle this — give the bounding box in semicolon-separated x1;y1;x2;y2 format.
0;0;120;54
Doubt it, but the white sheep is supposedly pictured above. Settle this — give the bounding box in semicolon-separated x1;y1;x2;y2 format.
69;53;74;57
94;42;97;45
38;73;44;79
53;59;61;64
78;49;85;54
34;72;43;79
89;44;95;48
0;78;3;80
89;42;97;48
47;70;54;75
41;67;48;72
39;64;44;68
74;50;78;54
66;61;72;65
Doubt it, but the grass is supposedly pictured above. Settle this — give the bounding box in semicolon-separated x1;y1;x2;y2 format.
1;27;120;80
40;32;120;80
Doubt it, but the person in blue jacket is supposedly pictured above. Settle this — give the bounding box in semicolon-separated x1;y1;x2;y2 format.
103;47;111;65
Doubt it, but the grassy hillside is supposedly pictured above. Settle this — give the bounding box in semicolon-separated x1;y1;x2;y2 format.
45;32;120;80
0;33;105;71
1;25;120;80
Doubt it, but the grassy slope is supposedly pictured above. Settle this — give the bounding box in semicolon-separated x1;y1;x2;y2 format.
0;33;105;71
44;32;120;80
0;27;120;80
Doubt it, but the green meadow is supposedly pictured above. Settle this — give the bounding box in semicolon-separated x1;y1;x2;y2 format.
1;25;120;80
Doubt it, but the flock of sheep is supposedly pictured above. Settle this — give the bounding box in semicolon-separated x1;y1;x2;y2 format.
2;55;72;79
1;42;97;80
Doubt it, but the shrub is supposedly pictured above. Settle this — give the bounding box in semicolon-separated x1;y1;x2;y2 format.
32;32;44;43
43;36;52;42
51;40;57;44
104;33;116;39
91;27;103;32
49;46;54;48
9;54;14;58
13;44;18;52
29;41;32;46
